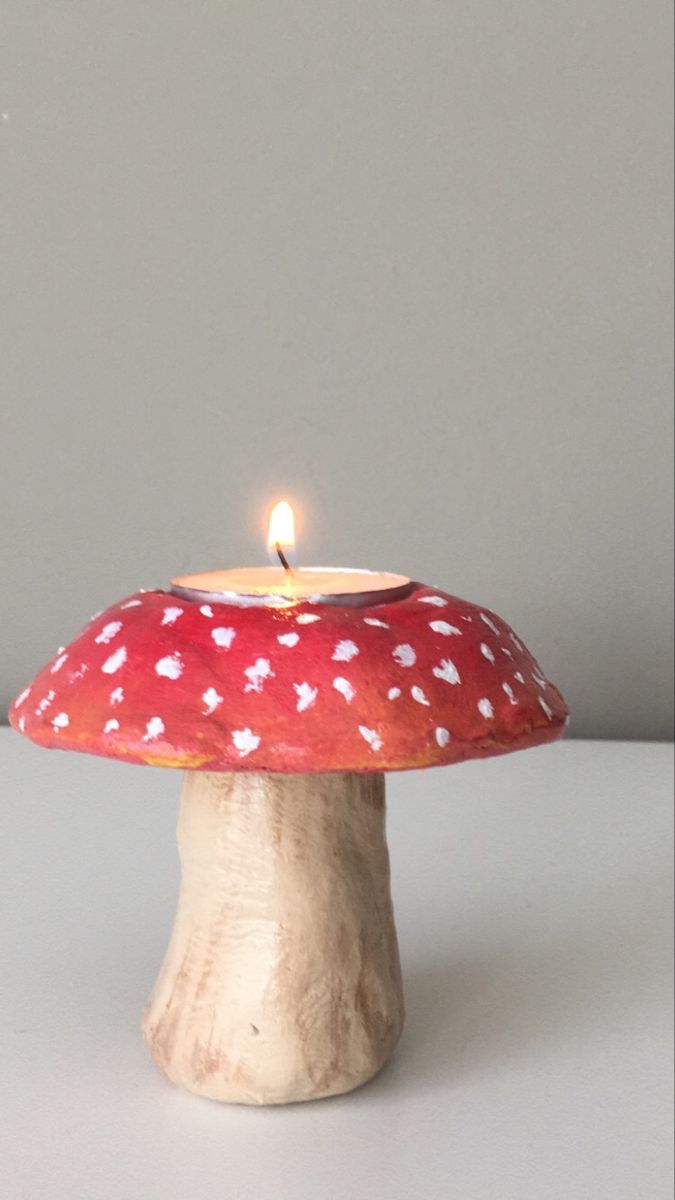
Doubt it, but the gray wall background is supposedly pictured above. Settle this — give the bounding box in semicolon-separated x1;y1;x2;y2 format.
1;2;673;740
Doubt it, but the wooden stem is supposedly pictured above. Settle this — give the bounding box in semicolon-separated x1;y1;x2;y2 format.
141;770;404;1104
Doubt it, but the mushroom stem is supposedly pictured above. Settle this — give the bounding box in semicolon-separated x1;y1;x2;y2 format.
141;769;404;1104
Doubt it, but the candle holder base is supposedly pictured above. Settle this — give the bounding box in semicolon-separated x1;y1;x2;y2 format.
141;769;404;1104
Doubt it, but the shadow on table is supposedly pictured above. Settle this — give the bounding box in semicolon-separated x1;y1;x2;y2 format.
368;866;671;1095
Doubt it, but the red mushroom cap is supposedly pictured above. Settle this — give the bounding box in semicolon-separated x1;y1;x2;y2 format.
9;585;568;773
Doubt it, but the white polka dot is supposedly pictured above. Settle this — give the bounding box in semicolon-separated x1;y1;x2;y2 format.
104;719;119;734
532;671;547;690
332;640;359;663
296;613;321;625
388;687;401;700
510;633;524;652
433;658;461;685
120;599;142;609
539;697;554;720
501;647;513;658
359;725;383;751
477;698;494;719
18;716;25;732
200;605;214;618
202;686;223;715
244;658;274;693
277;632;300;647
155;653;183;680
514;671;525;684
480;643;496;664
14;687;31;708
418;595;447;607
363;617;389;628
211;627;236;649
393;643;416;667
411;686;431;706
50;652;68;674
143;716;165;742
460;615;473;623
95;621;123;645
480;613;500;636
52;712;69;731
502;682;517;705
429;620;462;636
109;687;124;705
102;646;127;674
232;727;260;757
294;682;318;712
72;664;88;680
333;677;355;703
435;727;451;747
161;607;184;626
36;690;56;714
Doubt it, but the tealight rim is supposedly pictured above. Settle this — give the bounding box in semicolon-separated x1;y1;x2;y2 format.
170;568;414;609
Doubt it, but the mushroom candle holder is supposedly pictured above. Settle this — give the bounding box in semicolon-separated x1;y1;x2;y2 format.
9;537;567;1105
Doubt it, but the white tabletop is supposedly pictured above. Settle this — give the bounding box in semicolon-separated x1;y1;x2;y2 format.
1;733;672;1200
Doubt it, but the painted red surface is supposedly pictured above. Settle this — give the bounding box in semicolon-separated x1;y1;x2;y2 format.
9;585;568;772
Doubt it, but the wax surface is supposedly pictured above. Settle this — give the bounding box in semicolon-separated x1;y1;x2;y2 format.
171;566;411;601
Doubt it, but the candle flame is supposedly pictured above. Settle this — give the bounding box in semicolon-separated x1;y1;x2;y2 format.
267;500;296;553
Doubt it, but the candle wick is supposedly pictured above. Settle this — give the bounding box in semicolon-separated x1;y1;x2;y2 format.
275;543;293;576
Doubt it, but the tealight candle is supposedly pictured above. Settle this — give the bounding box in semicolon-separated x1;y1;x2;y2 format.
171;501;412;607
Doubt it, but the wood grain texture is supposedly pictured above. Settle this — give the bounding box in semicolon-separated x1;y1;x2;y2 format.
141;770;404;1104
